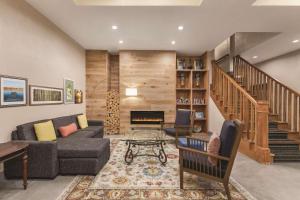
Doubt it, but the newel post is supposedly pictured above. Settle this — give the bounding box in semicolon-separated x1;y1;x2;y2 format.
255;100;271;163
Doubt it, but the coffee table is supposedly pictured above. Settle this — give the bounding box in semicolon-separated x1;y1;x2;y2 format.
122;128;171;165
0;142;28;189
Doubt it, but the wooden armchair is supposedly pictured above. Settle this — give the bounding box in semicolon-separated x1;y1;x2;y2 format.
178;120;243;200
161;109;194;146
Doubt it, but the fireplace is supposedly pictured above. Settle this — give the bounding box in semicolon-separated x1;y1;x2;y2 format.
130;111;164;124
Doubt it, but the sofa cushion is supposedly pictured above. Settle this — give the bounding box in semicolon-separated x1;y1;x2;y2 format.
77;114;88;129
52;115;79;137
82;126;103;135
17;119;50;140
59;123;78;138
57;138;110;158
65;130;97;139
34;121;57;141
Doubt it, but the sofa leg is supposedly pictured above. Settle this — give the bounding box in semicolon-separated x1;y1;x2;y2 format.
223;182;231;200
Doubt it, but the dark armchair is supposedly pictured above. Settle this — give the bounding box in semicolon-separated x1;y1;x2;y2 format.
161;109;194;146
178;120;243;200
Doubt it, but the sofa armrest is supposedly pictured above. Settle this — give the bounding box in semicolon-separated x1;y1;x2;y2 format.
88;120;104;126
4;141;59;179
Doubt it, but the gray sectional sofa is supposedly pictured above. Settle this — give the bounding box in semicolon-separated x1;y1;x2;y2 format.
4;114;110;179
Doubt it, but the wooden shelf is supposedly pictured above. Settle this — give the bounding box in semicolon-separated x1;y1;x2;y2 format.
177;69;192;72
176;88;190;90
176;53;209;132
192;69;208;72
192;88;206;91
195;118;207;121
176;103;191;106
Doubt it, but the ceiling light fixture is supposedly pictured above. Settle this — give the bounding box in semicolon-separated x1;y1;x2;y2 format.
178;26;184;31
74;0;203;6
292;39;299;43
253;0;300;6
252;56;258;59
119;40;124;44
112;25;118;30
171;41;176;45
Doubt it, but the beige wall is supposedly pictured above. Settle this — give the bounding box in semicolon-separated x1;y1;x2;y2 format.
119;51;176;133
0;0;85;142
257;49;300;93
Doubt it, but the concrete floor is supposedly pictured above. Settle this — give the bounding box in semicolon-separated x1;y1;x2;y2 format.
0;153;299;200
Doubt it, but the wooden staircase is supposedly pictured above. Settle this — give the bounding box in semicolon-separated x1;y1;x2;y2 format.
232;56;300;163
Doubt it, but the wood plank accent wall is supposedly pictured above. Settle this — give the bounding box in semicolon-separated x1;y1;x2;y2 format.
119;51;176;133
86;50;109;120
109;55;120;91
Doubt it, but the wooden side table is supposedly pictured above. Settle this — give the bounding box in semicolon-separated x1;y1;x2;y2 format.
0;142;29;189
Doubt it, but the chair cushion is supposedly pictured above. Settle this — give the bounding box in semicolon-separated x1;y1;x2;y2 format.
175;109;191;126
34;121;57;141
178;137;204;150
77;114;88;129
65;130;97;139
59;123;78;137
57;138;110;158
164;128;176;137
207;134;221;166
182;152;226;178
52;115;79;137
219;120;237;158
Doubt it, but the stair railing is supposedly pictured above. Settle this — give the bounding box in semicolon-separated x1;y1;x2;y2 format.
234;56;300;133
211;61;271;163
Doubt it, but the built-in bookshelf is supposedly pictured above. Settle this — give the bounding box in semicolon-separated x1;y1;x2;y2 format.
176;53;209;133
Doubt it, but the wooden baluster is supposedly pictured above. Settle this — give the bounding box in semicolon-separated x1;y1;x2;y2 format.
293;94;298;132
283;88;287;122
278;86;282;121
274;83;278;115
288;91;292;130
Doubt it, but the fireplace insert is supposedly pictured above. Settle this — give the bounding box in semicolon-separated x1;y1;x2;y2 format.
130;111;164;124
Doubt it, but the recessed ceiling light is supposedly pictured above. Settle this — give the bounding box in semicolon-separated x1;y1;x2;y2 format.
119;40;124;44
253;56;258;59
74;0;204;6
178;26;184;31
292;39;299;43
171;41;176;45
112;25;118;30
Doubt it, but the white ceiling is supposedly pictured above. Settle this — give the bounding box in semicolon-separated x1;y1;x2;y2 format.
25;0;300;55
241;32;300;64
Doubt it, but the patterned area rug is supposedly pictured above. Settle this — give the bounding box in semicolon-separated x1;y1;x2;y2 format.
57;139;254;200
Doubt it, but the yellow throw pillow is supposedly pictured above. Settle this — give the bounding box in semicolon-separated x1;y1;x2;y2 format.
34;121;57;141
77;114;88;129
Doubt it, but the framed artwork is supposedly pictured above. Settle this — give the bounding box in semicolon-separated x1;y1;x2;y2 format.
75;89;83;104
0;75;28;107
64;78;75;104
30;85;63;105
195;111;204;119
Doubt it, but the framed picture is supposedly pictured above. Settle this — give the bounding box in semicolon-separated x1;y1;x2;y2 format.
30;85;63;105
0;75;28;107
195;111;205;119
64;79;75;104
75;89;83;104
